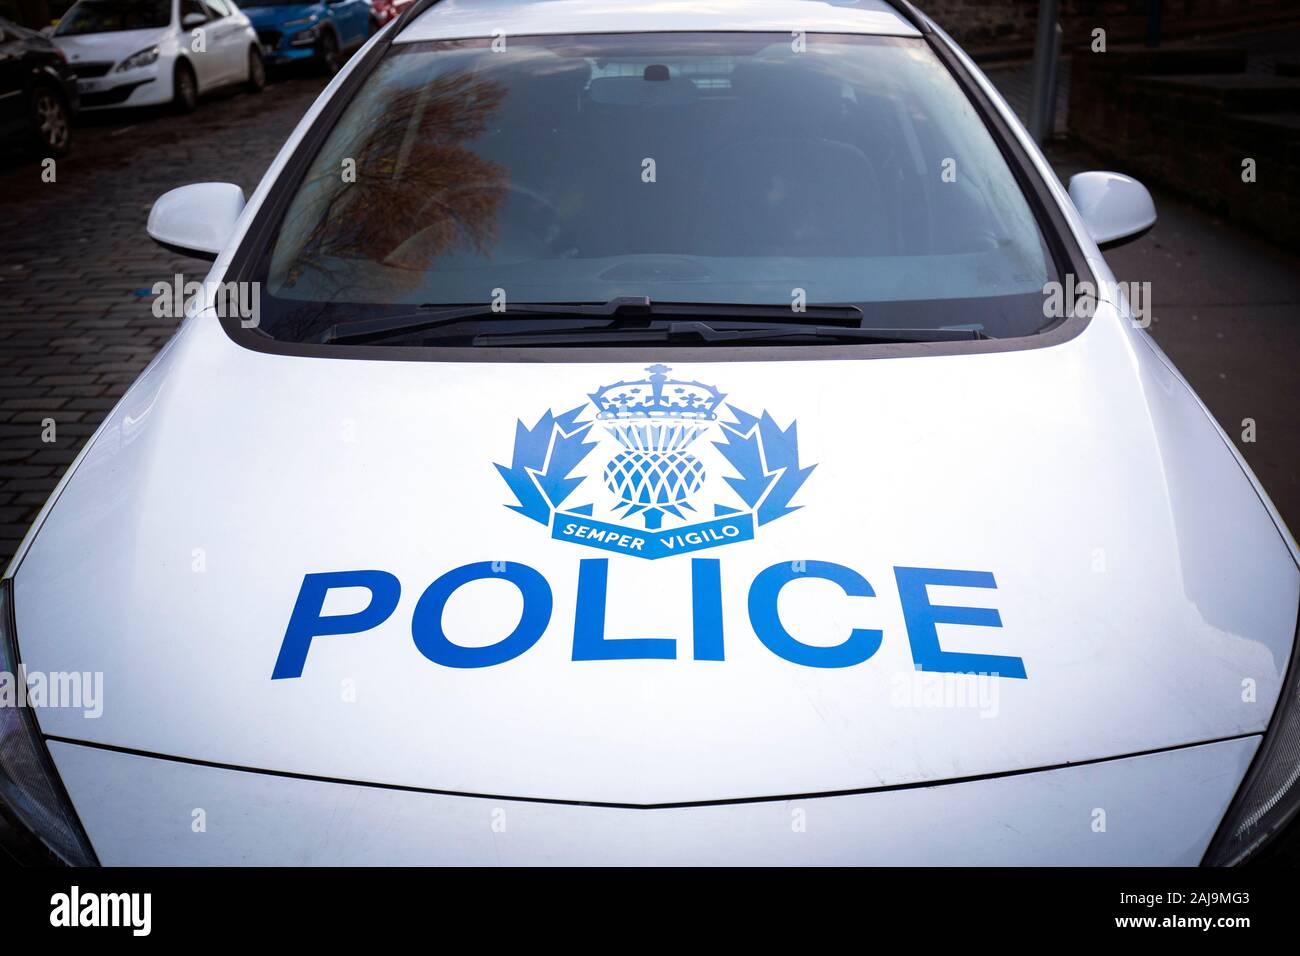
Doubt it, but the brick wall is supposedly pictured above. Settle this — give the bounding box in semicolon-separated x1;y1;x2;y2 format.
1069;45;1300;249
924;0;1296;54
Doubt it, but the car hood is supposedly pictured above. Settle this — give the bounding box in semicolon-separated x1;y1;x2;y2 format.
14;304;1299;804
53;28;170;63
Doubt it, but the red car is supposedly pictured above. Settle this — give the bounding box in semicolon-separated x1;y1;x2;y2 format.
369;0;412;27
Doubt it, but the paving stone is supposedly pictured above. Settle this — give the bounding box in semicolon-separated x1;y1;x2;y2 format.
0;74;331;566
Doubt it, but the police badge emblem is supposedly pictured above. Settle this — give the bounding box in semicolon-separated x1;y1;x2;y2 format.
496;364;815;558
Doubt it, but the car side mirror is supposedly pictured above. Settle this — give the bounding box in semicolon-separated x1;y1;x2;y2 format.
147;182;245;260
181;11;207;28
1068;171;1156;249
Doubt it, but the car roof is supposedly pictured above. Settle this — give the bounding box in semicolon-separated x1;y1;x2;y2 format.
395;0;922;44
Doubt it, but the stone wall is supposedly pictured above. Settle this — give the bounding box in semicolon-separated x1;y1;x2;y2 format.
923;0;1296;54
1070;44;1300;249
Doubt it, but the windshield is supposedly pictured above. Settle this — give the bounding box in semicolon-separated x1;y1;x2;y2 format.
257;32;1059;346
56;0;171;34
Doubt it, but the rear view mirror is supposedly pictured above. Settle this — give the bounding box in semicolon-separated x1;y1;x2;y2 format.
1068;171;1157;249
181;12;207;28
146;182;246;260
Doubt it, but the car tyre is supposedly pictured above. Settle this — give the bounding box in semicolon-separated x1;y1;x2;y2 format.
318;30;341;75
173;60;198;113
246;47;266;93
30;85;72;158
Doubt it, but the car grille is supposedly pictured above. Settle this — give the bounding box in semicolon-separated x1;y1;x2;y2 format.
256;29;282;48
70;61;114;78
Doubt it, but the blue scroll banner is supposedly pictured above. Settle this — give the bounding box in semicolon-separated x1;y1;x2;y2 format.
551;511;755;560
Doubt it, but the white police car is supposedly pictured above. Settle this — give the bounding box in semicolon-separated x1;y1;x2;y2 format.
3;0;1298;866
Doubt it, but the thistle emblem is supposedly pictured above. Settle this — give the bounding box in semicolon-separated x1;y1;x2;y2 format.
496;365;815;559
590;364;724;529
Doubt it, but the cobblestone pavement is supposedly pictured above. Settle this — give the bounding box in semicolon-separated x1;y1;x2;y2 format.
0;75;328;566
981;55;1071;136
1;67;1298;571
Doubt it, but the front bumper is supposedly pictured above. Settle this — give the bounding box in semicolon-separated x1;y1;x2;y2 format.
264;47;318;66
49;736;1256;865
256;27;323;65
74;65;168;110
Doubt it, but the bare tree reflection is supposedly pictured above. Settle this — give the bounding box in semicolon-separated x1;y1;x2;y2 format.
282;70;509;305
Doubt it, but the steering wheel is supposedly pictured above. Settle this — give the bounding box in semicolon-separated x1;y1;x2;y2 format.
383;181;573;268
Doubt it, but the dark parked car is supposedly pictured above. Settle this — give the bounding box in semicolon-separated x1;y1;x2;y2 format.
0;14;77;156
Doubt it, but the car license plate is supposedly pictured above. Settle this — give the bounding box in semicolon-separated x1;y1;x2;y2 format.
76;78;106;94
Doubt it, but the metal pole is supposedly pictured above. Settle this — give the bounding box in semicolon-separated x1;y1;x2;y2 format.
1147;0;1164;48
1046;21;1062;139
1028;0;1061;144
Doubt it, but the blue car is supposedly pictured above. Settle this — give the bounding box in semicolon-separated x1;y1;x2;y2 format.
242;0;372;74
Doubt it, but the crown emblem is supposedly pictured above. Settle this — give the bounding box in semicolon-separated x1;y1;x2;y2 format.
588;364;726;422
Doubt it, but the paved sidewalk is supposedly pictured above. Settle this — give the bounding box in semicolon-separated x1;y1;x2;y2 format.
0;77;329;566
1049;143;1300;537
981;56;1071;136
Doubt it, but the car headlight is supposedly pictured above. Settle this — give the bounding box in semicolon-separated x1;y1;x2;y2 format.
0;578;98;866
1204;611;1300;865
283;16;315;28
115;45;159;72
290;25;320;45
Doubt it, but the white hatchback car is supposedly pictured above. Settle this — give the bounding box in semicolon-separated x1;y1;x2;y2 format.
52;0;264;112
3;0;1298;867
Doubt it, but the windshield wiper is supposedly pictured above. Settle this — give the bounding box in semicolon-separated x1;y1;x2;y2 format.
314;297;865;345
473;321;987;347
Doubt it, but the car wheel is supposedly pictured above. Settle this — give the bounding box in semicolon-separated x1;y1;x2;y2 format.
246;47;266;93
318;30;341;75
173;61;198;113
31;85;72;158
